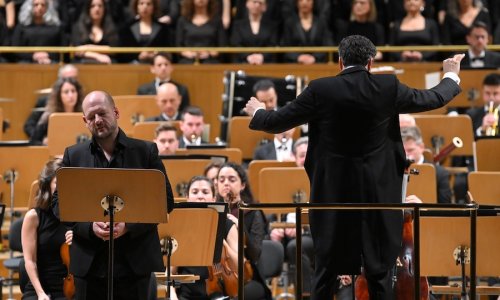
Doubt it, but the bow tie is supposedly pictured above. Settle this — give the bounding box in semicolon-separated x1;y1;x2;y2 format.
277;144;288;151
471;56;484;62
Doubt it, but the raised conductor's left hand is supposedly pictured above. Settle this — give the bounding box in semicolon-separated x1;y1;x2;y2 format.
443;53;465;74
244;97;266;116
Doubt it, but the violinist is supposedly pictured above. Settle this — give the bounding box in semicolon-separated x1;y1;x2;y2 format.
21;158;69;300
216;162;272;300
171;175;239;299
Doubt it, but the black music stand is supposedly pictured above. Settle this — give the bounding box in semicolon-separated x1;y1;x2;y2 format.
157;202;226;299
56;167;168;300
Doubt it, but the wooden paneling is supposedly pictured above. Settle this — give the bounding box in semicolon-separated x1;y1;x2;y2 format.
0;63;448;141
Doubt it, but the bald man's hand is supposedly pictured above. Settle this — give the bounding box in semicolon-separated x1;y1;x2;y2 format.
443;54;465;74
244;97;266;116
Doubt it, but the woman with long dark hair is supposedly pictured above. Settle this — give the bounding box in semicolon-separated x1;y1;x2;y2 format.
30;77;84;145
119;0;170;63
71;0;119;64
281;0;333;64
216;162;272;300
175;0;227;64
21;159;68;300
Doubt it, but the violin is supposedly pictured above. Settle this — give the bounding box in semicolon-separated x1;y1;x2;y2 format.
355;162;429;300
60;243;75;300
205;191;253;297
206;242;239;297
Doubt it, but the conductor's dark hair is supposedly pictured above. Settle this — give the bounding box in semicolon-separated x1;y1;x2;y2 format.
483;73;500;86
338;35;377;67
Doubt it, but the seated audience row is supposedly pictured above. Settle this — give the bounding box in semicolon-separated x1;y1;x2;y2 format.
2;0;500;64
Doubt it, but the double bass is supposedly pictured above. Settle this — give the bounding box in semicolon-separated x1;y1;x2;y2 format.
355;162;429;300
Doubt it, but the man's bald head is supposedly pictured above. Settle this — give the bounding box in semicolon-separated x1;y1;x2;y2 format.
156;82;182;118
82;91;119;140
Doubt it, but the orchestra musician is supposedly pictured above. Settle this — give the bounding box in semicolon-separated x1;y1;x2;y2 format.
216;162;272;300
170;175;239;299
21;158;68;300
466;72;500;138
244;35;464;300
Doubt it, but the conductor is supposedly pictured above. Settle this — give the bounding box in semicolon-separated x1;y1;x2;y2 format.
244;35;464;300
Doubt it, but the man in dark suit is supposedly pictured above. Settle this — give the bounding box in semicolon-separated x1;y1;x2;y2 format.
137;52;190;111
466;72;500;138
461;21;500;69
146;82;182;122
253;79;279;111
53;91;174;300
244;35;464;300
253;128;295;161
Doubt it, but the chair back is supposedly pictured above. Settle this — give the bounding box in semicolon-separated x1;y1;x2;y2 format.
257;240;284;279
9;217;24;252
474;139;500;171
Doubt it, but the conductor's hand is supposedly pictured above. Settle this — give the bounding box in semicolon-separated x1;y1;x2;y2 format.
443;54;465;74
244;97;266;117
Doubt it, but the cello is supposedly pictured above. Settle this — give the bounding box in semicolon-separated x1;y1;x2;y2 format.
355;161;429;300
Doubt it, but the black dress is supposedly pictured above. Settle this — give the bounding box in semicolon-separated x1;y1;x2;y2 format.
441;8;491;45
389;18;440;61
175;16;227;64
335;19;385;46
22;208;67;300
230;18;279;63
281;15;334;63
10;24;65;62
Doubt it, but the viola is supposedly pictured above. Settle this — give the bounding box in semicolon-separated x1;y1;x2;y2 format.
60;243;75;300
206;191;253;297
206;242;239;297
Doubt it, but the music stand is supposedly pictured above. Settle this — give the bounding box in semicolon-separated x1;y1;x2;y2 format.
259;167;310;214
420;215;500;297
413;115;474;158
247;160;297;201
406;163;437;203
157;203;226;299
161;157;222;197
453;70;494;108
175;148;243;164
47;113;89;157
113;95;158;135
0;145;49;212
56;167;168;300
473;138;500;171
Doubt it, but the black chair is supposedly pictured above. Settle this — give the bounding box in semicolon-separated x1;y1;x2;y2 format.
257;240;285;297
3;217;24;298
